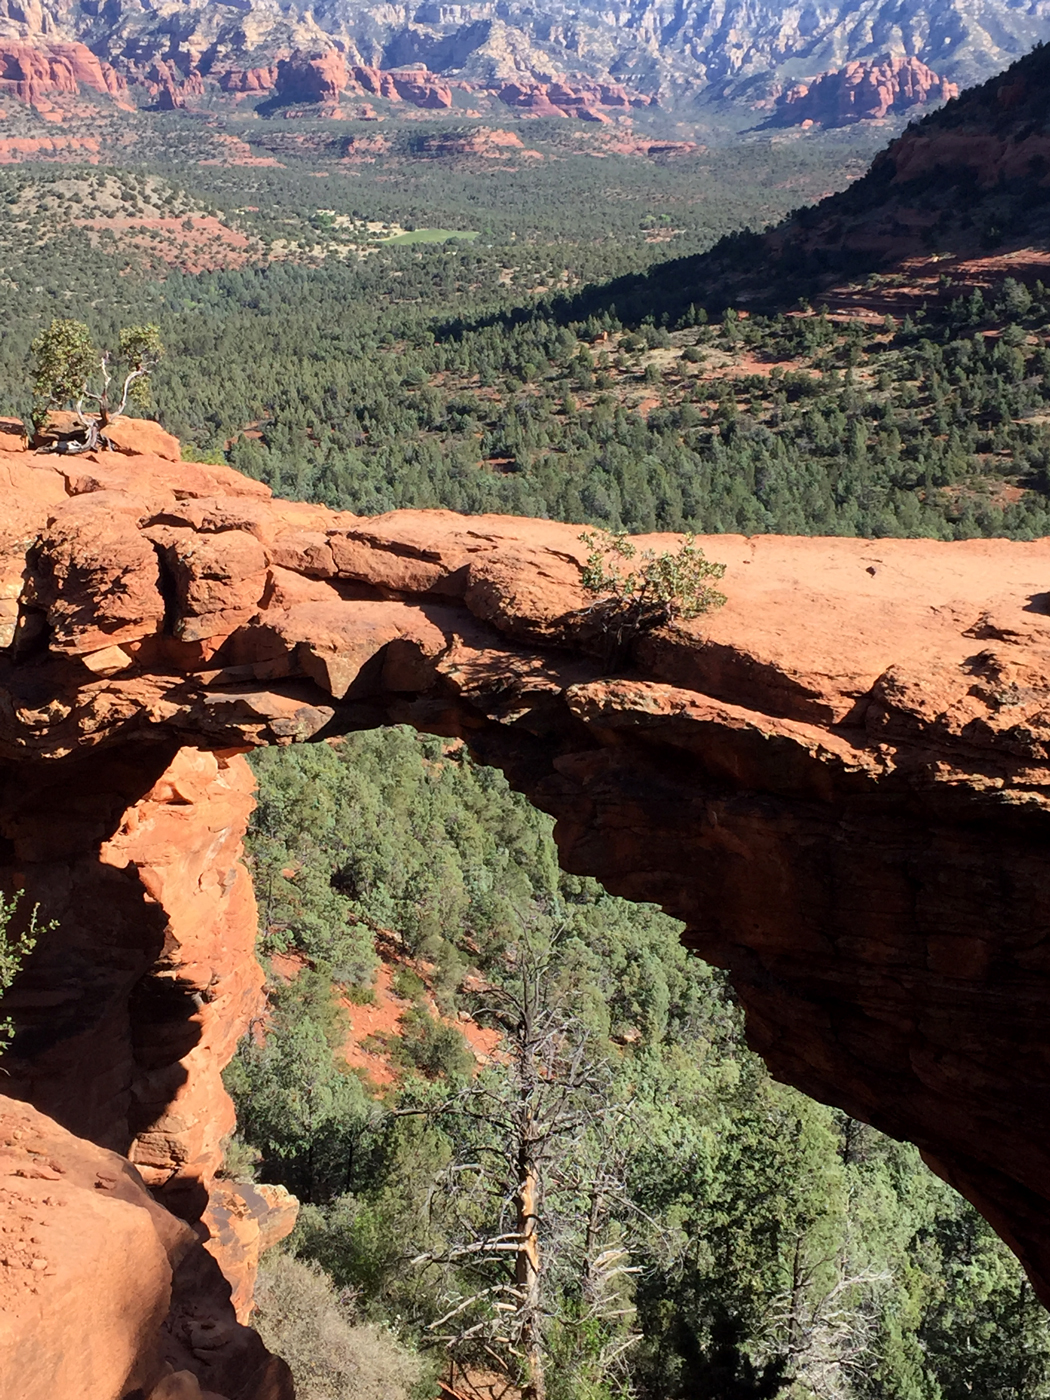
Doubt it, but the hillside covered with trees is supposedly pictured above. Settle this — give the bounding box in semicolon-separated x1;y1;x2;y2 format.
4;133;1050;540
231;731;1050;1400
4;42;1050;1398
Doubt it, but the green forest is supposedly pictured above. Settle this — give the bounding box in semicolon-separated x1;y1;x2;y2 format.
232;731;1050;1400
2;90;1048;1399
3;180;1050;538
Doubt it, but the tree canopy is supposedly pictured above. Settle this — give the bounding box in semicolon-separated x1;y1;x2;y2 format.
31;317;163;429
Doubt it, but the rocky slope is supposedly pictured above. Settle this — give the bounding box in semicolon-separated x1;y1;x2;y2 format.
0;425;299;1400
600;39;1050;319
0;0;1043;111
5;424;1050;1396
0;1095;288;1400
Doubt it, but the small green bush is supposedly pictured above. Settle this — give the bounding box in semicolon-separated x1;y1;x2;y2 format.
181;443;228;465
579;528;727;634
391;967;426;1003
0;891;53;1055
396;1004;473;1081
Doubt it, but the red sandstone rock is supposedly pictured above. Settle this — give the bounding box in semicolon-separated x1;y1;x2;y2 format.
350;64;400;100
220;66;278;95
0;133;102;161
0;1095;190;1399
886;125;1050;189
0;39;128;106
20;491;167;655
204;1181;299;1323
401;127;537;160
0;1095;291;1400
156;526;270;643
547;80;590;108
102;749;264;1208
276;49;348;103
136;57;205;110
498;81;568;117
0;740;294;1396
103;414;183;461
7;432;1050;1342
390;68;452;109
598;82;631;107
269;54;452;109
775;55;958;127
498;78;642;120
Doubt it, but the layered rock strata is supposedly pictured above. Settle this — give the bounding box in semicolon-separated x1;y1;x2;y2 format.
0;38;127;105
0;0;1042;108
773;55;958;126
497;78;653;119
5;431;1050;1388
268;53;453;109
0;34;460;112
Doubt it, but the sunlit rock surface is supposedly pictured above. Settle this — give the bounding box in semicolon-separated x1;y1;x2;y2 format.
4;428;1050;1391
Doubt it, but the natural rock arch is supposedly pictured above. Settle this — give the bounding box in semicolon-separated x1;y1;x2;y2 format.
3;435;1050;1395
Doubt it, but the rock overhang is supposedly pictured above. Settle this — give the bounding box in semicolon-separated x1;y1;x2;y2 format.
4;432;1050;1387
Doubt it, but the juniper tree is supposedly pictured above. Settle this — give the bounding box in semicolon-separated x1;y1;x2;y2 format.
31;318;163;431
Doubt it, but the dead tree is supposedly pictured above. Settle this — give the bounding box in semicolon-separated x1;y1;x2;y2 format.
411;925;638;1400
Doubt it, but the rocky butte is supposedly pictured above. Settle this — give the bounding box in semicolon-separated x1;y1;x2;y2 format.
4;425;1050;1392
772;55;958;127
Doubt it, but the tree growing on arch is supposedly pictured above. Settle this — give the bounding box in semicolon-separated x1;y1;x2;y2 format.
30;318;164;435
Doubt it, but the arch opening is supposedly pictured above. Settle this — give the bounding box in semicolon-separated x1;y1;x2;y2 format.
4;448;1050;1390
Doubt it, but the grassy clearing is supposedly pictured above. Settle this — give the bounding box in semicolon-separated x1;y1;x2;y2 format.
384;227;479;244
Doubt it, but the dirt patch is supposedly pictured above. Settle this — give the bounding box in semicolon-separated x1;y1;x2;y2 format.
75;212;258;272
199;134;284;168
268;949;307;983
338;952;499;1090
825;244;1050;318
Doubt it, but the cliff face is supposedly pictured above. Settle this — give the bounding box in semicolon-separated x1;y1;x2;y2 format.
0;38;127;103
0;34;457;112
0;443;299;1399
0;743;298;1399
773;55;958;127
0;0;1043;109
5;426;1050;1398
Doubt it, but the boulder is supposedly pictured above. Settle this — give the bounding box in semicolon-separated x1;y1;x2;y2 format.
0;1096;289;1400
102;415;183;461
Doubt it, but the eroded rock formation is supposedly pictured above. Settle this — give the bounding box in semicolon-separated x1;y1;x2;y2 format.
0;1095;293;1400
5;430;1050;1387
497;77;653;119
773;55;958;126
0;0;1041;110
0;37;127;108
0;31;459;113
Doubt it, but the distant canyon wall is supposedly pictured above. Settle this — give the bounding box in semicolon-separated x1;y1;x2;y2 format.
0;31;955;127
0;0;1044;111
